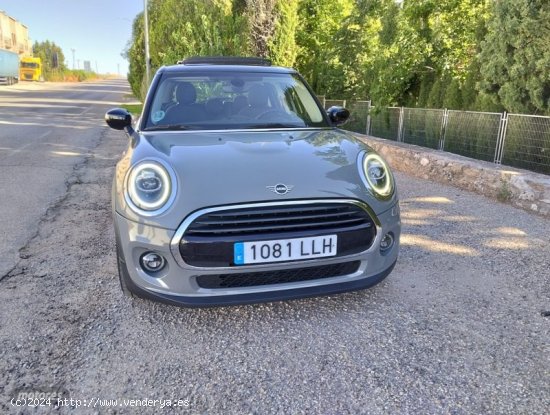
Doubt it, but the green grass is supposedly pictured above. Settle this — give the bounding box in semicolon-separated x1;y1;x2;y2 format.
121;104;143;115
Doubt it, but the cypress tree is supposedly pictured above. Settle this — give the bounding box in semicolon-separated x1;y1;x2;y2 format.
479;0;550;114
443;79;463;110
418;72;435;107
461;66;478;111
427;79;443;108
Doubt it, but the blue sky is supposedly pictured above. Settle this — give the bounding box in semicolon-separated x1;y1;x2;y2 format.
1;0;144;75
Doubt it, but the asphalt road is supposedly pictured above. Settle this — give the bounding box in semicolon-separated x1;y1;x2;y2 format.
0;80;129;279
0;81;548;414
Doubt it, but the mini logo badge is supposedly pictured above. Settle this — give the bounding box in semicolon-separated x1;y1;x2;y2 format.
368;165;386;181
267;183;294;195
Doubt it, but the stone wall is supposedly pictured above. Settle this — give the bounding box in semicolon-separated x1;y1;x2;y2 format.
358;136;550;217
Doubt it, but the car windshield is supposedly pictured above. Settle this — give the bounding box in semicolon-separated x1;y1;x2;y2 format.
143;71;329;131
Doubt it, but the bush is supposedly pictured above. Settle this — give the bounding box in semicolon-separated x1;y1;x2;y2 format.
44;70;99;82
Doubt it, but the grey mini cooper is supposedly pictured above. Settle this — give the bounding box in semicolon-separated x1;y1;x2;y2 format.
105;57;400;307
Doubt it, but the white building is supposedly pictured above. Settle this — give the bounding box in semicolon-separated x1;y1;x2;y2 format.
0;10;31;56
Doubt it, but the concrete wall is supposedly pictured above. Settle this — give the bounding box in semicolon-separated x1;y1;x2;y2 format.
358;135;550;217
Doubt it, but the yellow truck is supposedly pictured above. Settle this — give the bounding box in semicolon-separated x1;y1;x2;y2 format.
20;56;43;81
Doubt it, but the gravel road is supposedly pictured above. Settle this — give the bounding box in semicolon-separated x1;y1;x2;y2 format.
0;82;548;414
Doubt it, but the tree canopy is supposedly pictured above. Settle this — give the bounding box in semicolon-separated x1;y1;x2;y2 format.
33;40;67;73
479;0;550;114
125;0;549;115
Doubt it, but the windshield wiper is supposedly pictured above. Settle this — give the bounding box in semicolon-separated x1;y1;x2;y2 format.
247;123;305;129
143;124;197;131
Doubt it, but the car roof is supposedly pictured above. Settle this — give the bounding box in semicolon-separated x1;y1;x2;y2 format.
160;64;297;75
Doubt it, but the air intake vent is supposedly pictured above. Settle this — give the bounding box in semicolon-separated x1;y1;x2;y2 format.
196;261;361;288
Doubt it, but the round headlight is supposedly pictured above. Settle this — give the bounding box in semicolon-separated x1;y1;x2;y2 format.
126;161;173;213
362;153;394;198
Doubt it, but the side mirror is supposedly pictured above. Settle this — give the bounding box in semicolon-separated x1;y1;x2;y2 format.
105;108;132;130
327;106;350;126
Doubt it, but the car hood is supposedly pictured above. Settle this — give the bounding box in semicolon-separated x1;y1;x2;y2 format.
119;128;397;228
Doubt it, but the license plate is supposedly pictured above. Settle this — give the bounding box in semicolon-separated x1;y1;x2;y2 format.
234;235;337;265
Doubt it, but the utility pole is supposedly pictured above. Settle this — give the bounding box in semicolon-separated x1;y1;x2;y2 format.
95;61;98;73
71;48;75;70
117;63;120;76
144;0;151;85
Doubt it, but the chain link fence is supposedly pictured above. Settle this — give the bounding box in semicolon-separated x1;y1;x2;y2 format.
317;96;347;110
340;100;370;134
502;114;550;174
443;111;502;162
366;107;401;141
331;101;550;175
401;108;444;149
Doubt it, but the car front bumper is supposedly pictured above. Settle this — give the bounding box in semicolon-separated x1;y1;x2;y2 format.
114;201;400;307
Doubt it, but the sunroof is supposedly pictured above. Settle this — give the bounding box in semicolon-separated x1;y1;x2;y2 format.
177;56;272;66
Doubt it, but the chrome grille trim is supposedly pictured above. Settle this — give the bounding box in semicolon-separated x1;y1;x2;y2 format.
169;199;382;270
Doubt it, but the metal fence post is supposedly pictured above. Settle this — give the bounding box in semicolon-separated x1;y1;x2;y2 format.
365;100;372;135
397;107;404;142
439;109;449;150
494;111;508;164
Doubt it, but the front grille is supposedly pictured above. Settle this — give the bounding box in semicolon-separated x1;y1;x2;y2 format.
196;261;360;289
185;202;374;237
180;202;377;267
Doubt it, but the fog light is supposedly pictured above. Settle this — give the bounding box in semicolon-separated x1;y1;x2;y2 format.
380;232;394;253
140;252;166;272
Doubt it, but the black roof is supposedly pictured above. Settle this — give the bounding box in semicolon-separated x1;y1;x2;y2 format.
161;65;295;74
160;56;296;74
179;56;272;66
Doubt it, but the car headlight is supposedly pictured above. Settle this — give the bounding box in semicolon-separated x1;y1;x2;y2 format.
362;153;394;198
126;160;175;214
